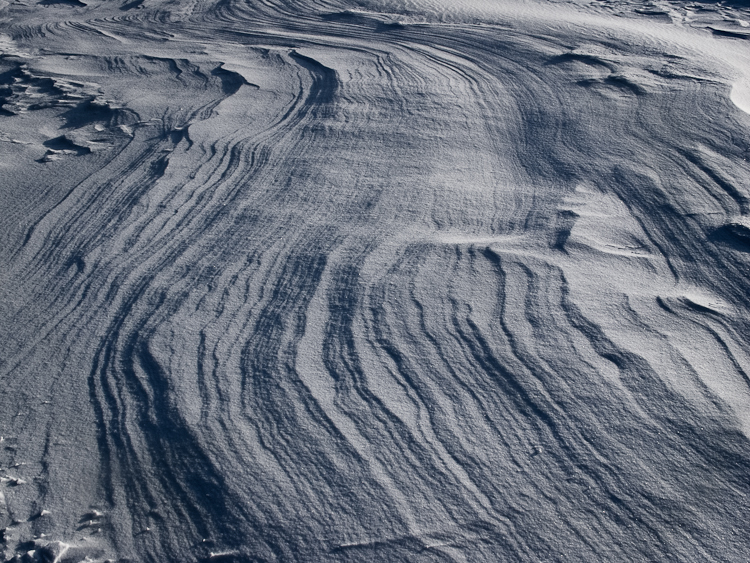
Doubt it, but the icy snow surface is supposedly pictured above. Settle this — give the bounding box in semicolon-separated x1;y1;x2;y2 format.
1;0;750;561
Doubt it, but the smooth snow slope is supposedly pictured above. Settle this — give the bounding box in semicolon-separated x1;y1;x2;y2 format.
1;0;750;561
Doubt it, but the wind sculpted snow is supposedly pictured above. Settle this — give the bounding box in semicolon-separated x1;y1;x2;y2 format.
1;0;750;561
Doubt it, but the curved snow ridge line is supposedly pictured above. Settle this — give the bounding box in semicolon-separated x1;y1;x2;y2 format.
67;49;348;561
1;0;750;561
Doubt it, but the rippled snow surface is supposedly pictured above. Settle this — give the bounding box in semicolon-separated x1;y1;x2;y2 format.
2;0;750;561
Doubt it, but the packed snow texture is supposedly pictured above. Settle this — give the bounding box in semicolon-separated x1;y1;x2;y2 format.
1;0;750;561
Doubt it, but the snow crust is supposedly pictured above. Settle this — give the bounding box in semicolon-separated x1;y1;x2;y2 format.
1;0;750;561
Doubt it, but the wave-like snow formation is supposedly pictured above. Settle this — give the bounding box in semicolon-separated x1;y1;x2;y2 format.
2;0;750;561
